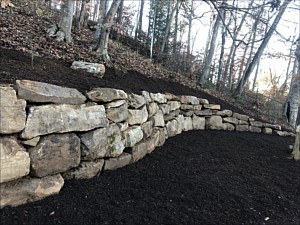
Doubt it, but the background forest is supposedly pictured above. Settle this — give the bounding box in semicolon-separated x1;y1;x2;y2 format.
1;0;299;128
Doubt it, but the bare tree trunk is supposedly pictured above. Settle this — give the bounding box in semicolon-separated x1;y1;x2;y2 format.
216;25;226;90
234;0;292;97
59;0;74;43
93;0;108;44
135;0;145;41
172;0;180;55
78;0;87;30
96;0;122;61
291;126;300;160
252;61;260;91
150;1;157;59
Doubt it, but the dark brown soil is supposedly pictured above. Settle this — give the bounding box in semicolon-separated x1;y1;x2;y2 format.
0;48;300;225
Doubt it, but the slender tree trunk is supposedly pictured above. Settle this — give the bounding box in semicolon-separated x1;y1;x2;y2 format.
172;0;180;55
135;0;145;41
93;0;108;44
216;26;226;90
150;1;157;59
96;0;122;61
78;0;87;29
252;61;260;91
234;0;292;97
59;0;74;43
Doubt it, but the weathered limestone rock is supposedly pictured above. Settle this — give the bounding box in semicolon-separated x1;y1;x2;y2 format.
104;153;132;171
0;86;26;134
194;109;213;116
166;119;179;137
262;127;273;135
233;113;249;122
105;100;126;108
159;104;171;115
164;109;180;122
203;104;221;110
207;116;223;130
16;80;86;104
153;128;166;147
168;101;181;111
274;130;290;136
150;93;167;103
141;91;152;103
106;103;128;123
86;88;127;102
0;136;30;183
198;98;209;104
250;121;263;127
128;106;148;125
21;136;40;147
147;102;159;118
0;174;64;208
263;123;281;130
180;95;199;105
21;104;108;139
71;61;105;76
128;94;146;109
180;104;194;110
183;117;193;131
62;159;104;180
165;93;180;101
239;120;249;125
152;110;165;127
123;126;144;147
217;110;233;117
80;124;124;160
249;126;261;133
223;117;239;125
117;121;129;132
28;133;81;178
223;123;235;131
181;110;194;117
192;115;205;130
193;105;203;111
175;115;184;134
141;120;153;139
236;125;249;132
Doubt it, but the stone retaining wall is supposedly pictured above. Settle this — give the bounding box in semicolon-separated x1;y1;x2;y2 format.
0;80;295;208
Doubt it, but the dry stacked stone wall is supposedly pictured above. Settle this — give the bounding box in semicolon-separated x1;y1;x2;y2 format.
0;80;295;208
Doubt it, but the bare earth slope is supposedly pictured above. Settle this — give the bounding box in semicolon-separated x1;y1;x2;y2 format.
0;48;300;225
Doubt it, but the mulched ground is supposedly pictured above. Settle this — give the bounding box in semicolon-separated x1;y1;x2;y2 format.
0;48;300;225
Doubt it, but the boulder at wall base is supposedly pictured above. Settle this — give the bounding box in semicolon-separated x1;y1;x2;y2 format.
28;133;81;178
62;159;104;180
0;136;30;184
104;153;132;171
86;88;127;102
80;124;124;160
192;115;205;130
16;80;86;104
0;86;26;134
123;126;144;147
0;174;64;209
21;103;108;140
166;119;179;137
207;115;223;130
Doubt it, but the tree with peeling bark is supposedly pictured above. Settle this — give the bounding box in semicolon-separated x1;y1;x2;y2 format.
95;0;122;61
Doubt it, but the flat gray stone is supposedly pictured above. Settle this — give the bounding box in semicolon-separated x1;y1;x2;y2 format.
86;88;127;102
223;117;239;125
16;80;86;104
104;153;132;171
233;113;249;122
128;93;146;109
123;126;144;147
192;115;205;130
236;125;249;132
180;95;199;105
207;115;223;130
106;103;128;123
128;106;148;125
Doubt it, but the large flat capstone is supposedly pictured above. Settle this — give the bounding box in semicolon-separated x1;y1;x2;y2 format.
16;80;86;104
86;88;127;102
21;104;108;139
0;86;26;134
0;136;30;183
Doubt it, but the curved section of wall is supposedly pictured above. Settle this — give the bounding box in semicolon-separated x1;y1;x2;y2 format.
0;80;295;208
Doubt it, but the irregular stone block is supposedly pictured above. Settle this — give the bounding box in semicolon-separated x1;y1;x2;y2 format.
164;109;180;122
106;103;128;123
250;121;263;127
274;130;290;136
168;101;181;111
129;140;153;163
183;117;193;131
159;104;171;115
153;128;166;147
16;80;86;104
142;91;152;103
239;120;249;125
128;106;148;125
180;104;194;110
194;109;212;116
180;95;199;105
165;93;180;101
166;120;179;137
71;61;105;76
104;153;132;171
263;123;281;130
223;117;239;125
62;159;104;180
236;125;249;132
193;105;203;111
150;93;167;103
21;104;108;139
141;120;153;139
181;110;194;117
0;136;30;184
86;88;127;102
203;104;221;110
217;110;233;117
147;102;159;118
128;93;146;109
262;127;273;135
80;124;124;160
233;113;249;122
192;115;205;130
28;133;81;178
105;100;126;108
175;115;184;134
117;121;129;132
0;174;64;208
152;110;165;127
124;126;144;147
223;123;235;131
198;98;209;104
249;126;261;133
207;115;223;130
21;136;40;147
0;86;26;134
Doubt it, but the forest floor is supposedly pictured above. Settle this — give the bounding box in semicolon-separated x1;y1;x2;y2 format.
0;2;300;225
